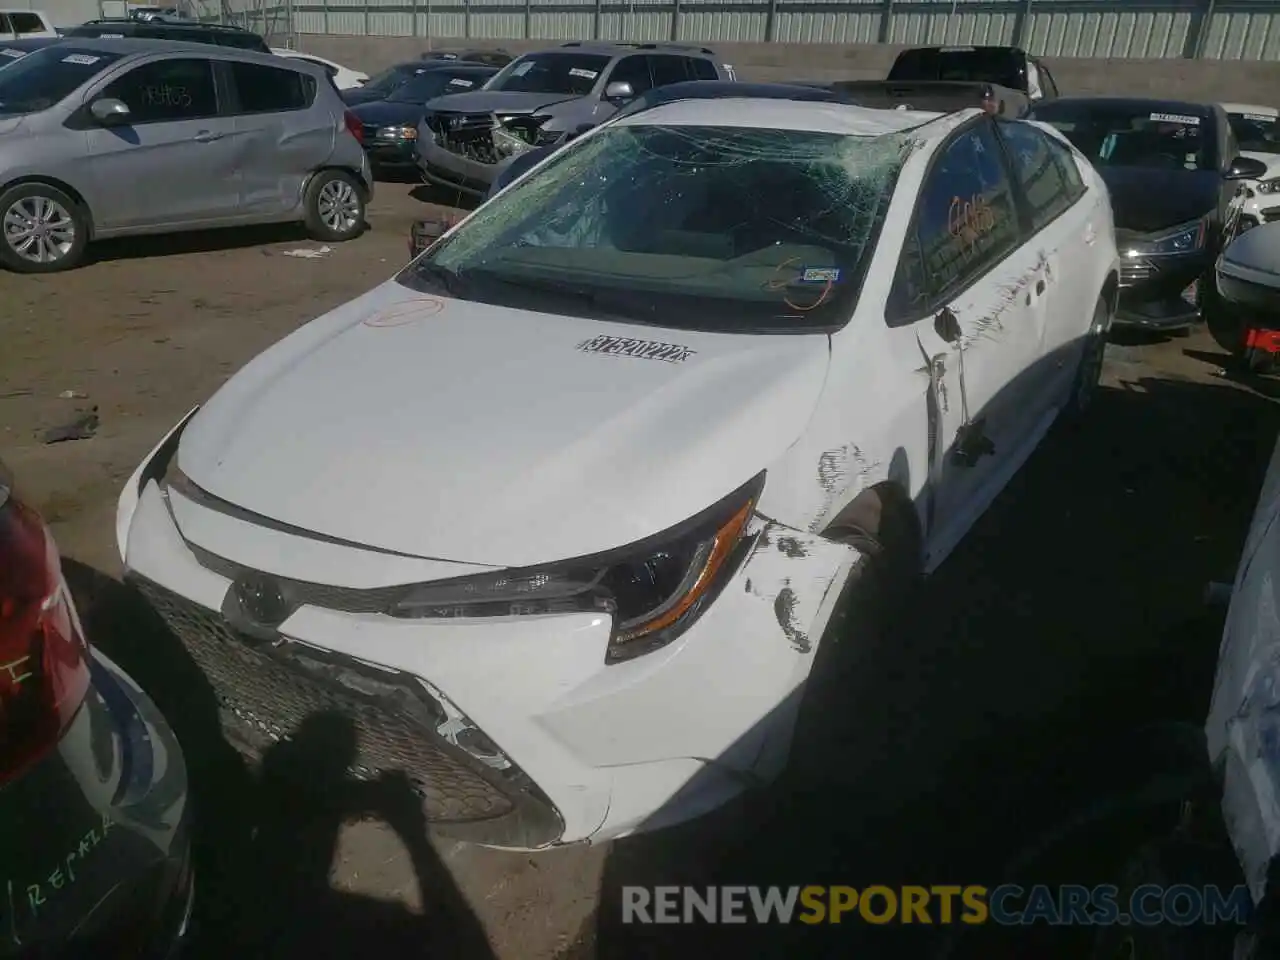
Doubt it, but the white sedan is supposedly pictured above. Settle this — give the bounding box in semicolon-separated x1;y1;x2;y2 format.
116;95;1120;849
271;47;367;90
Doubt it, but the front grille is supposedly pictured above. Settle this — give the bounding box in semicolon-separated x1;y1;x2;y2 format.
1119;257;1154;286
131;577;563;846
436;111;501;165
361;123;378;142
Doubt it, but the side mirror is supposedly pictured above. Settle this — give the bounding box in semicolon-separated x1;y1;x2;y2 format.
1225;155;1269;181
90;97;131;126
934;306;962;344
603;80;634;103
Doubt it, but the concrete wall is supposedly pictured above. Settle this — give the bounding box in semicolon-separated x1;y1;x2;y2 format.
297;34;1280;104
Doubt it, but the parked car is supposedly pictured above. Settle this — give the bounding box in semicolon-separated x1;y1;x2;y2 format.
0;34;61;64
0;38;372;273
0;458;193;954
422;47;513;68
1217;219;1280;371
415;41;733;199
888;44;1060;105
273;46;368;90
1222;102;1280;233
62;18;269;53
1028;96;1267;332
0;9;55;41
118;93;1120;848
1204;426;1280;954
127;5;194;19
352;62;496;177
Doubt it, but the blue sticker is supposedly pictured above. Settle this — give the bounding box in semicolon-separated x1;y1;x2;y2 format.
801;267;840;283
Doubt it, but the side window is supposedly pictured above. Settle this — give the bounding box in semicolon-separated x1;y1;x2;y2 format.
892;121;1020;319
996;119;1076;230
647;55;691;88
1045;137;1086;203
229;61;313;113
606;55;652;96
11;12;46;33
691;58;719;81
0;14;13;35
101;57;219;123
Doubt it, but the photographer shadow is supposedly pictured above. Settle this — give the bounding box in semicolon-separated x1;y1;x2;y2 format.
62;561;495;960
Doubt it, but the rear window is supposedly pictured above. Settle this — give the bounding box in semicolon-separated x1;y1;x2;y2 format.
10;12;46;34
229;61;314;112
211;30;270;52
485;52;610;96
888;46;1024;90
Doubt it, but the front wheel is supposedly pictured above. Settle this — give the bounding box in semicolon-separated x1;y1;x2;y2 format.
0;182;89;273
304;170;366;242
1063;296;1110;420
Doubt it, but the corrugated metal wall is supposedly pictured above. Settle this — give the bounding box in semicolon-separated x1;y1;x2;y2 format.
220;0;1280;60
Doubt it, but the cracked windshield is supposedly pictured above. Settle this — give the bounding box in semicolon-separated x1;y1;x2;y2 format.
403;122;915;331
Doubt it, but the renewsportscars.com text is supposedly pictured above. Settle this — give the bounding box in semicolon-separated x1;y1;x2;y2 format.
621;884;1253;926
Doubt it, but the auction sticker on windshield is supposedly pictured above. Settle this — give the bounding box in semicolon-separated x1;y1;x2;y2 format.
1244;113;1276;122
1150;112;1200;125
447;78;474;88
0;49;24;58
569;67;598;79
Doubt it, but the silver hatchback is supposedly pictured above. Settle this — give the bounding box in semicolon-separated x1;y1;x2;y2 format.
0;38;373;272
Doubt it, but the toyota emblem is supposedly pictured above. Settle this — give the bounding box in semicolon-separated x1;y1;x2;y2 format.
231;572;290;629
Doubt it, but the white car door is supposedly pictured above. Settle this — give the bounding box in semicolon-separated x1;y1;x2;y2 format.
888;117;1051;567
995;118;1102;404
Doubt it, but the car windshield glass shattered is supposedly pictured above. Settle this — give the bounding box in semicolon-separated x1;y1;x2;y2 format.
484;52;610;96
1028;102;1216;171
0;47;122;115
1229;112;1280;155
399;123;915;332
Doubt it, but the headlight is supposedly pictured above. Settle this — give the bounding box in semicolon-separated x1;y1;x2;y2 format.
376;125;417;141
493;114;560;158
1258;177;1280;195
392;473;764;663
1123;218;1206;257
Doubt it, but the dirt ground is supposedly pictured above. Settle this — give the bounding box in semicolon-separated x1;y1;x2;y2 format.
2;183;1278;958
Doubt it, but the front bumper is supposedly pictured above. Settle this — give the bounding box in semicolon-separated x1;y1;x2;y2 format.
365;140;420;173
1;650;193;958
1114;249;1209;330
116;458;856;849
417;138;498;199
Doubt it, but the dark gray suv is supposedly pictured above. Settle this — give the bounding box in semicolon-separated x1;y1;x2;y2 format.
414;41;735;198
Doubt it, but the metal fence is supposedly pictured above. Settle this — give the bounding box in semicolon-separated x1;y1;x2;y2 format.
209;0;1280;59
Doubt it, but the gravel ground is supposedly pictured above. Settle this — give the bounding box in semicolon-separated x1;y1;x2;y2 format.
1;183;1276;958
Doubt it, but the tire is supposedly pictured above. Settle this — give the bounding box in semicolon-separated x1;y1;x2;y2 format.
1064;296;1110;420
0;182;89;273
303;169;366;243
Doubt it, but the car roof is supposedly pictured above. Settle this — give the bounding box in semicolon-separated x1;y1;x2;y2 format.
544;40;719;58
41;35;310;67
616;96;957;139
70;17;258;33
1222;102;1277;116
1036;95;1215;116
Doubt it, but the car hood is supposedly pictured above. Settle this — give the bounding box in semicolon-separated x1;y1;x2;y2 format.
176;282;831;567
423;89;577;115
340;86;385;106
1098;166;1220;233
350;99;424;126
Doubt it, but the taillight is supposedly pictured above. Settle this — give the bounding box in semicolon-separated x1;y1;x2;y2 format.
343;109;363;144
0;495;91;788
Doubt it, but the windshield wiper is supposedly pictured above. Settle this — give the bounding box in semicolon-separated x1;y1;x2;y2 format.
411;260;465;296
470;270;666;325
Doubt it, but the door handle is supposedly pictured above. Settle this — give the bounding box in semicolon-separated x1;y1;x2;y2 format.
193;130;224;143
